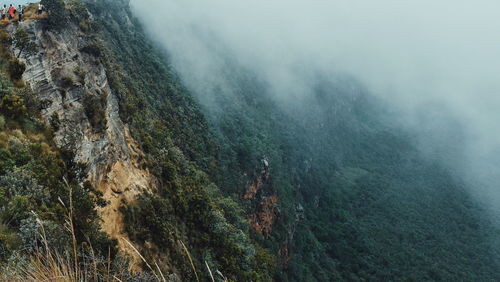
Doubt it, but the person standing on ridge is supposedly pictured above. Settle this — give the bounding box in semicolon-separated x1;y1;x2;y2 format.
2;5;8;20
18;5;23;21
0;5;5;20
8;4;16;20
37;3;43;15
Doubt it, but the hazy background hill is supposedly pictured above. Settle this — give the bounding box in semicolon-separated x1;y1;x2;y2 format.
129;0;500;280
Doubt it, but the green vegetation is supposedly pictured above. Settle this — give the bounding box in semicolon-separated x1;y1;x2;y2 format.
1;1;499;281
201;71;500;281
41;0;68;28
80;2;275;279
82;91;107;132
0;26;119;278
84;1;500;281
12;29;38;59
0;30;28;82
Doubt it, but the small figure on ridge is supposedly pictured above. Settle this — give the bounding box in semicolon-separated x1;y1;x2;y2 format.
7;4;16;20
38;3;44;15
0;5;6;20
18;5;23;22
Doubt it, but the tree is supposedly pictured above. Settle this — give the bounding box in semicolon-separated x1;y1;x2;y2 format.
0;74;12;96
12;29;37;59
41;0;68;28
7;58;26;80
0;93;26;118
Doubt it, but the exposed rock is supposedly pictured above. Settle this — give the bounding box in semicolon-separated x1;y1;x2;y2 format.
250;195;279;239
245;157;279;238
280;202;305;269
7;19;155;270
244;157;270;199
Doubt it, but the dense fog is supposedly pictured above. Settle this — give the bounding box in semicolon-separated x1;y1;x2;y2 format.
130;0;500;218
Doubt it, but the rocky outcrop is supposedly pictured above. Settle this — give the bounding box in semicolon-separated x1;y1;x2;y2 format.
7;20;155;268
280;203;305;269
244;158;270;199
250;195;279;239
245;158;280;239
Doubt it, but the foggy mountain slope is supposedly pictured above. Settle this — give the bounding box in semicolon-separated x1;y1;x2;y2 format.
1;0;500;280
188;63;500;280
133;0;500;216
129;0;500;280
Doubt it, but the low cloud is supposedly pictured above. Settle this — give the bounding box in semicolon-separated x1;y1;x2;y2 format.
131;0;500;217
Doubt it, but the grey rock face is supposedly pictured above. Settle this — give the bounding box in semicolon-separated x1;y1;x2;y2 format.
8;20;153;266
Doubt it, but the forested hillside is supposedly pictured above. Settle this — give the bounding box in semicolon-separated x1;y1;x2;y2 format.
0;0;499;281
92;1;500;280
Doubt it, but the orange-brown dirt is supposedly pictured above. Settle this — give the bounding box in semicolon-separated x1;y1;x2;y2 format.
250;195;279;239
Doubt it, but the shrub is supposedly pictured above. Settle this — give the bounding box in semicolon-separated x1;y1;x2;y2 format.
1;195;35;227
18;216;69;253
0;32;11;46
60;76;75;88
0;169;50;205
74;66;85;84
0;149;14;176
41;0;68;29
49;112;60;131
0;93;27;119
14;87;39;113
0;75;12;96
12;29;38;59
80;42;102;58
0;224;21;260
7;58;26;81
82;92;107;132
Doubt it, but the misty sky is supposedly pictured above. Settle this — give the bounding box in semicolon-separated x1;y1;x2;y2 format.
6;0;31;5
130;0;500;217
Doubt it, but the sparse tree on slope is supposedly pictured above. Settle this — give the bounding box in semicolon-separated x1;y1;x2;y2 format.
41;0;68;28
12;29;37;58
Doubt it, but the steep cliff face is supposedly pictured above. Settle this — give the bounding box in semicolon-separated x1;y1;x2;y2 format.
7;19;155;265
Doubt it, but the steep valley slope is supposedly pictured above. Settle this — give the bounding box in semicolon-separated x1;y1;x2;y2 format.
0;0;499;281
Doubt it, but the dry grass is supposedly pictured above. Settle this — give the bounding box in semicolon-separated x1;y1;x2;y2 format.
0;179;221;282
22;3;46;20
10;248;89;281
0;213;97;281
0;173;229;282
179;240;199;282
0;230;229;281
122;238;165;282
0;182;113;281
